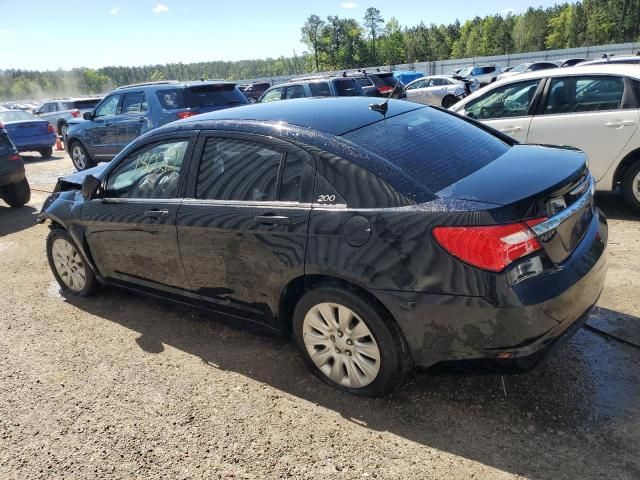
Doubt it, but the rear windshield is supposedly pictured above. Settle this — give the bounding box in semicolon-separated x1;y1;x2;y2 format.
156;84;248;110
343;107;509;192
355;77;374;87
64;99;101;110
0;110;35;122
333;78;363;97
377;74;398;87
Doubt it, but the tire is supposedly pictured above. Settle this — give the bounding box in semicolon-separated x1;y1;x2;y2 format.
292;285;411;397
39;147;53;159
70;141;94;171
441;95;458;109
57;121;68;137
621;160;640;211
1;178;31;207
46;228;98;296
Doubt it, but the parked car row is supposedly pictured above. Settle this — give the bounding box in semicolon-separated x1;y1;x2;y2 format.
0;109;56;158
33;97;102;136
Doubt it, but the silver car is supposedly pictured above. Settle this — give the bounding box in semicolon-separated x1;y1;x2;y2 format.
34;97;102;136
405;76;467;108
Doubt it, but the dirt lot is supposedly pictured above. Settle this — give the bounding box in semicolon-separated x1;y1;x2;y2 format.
1;152;639;479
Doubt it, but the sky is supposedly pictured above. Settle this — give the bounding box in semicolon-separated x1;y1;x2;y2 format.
0;0;570;71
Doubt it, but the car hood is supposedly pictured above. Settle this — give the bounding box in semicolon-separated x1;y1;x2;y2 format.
58;163;109;188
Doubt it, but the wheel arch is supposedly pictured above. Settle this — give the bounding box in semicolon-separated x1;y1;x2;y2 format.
612;147;640;189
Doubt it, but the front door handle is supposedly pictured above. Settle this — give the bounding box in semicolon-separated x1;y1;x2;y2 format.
254;214;291;225
144;209;170;219
500;126;522;134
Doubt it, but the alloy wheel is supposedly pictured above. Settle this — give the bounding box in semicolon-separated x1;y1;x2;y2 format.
302;302;381;388
633;171;640;202
71;144;86;170
51;238;87;292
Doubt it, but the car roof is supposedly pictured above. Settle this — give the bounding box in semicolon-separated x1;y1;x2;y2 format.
580;56;640;65
171;97;422;136
116;80;235;91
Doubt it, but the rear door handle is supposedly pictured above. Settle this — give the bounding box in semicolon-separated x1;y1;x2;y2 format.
605;121;623;128
144;209;170;219
254;214;291;225
500;126;522;134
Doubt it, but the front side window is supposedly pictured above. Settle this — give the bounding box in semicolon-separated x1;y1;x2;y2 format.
105;140;189;198
545;76;624;115
465;79;540;120
285;85;306;99
121;92;147;114
196;138;282;202
261;88;284;103
94;95;120;118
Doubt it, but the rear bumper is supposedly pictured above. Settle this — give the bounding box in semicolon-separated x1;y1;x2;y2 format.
0;161;25;188
13;133;56;151
374;210;608;369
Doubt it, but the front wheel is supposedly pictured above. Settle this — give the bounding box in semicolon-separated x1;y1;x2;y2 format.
1;178;31;207
47;228;98;296
621;161;640;211
441;95;458;109
292;286;411;397
70;141;94;171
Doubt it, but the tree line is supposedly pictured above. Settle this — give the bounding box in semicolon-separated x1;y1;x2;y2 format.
1;0;639;101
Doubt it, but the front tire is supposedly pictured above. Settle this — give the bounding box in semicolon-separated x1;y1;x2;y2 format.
441;95;458;109
292;286;410;397
622;161;640;211
46;228;98;296
70;141;94;171
1;178;31;207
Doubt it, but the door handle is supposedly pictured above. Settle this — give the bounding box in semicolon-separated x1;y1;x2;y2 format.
500;126;522;134
105;121;113;126
605;121;624;128
254;214;291;225
144;209;170;219
138;117;146;122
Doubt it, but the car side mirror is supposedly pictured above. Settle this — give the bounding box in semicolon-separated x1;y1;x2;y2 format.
83;111;93;121
81;175;101;200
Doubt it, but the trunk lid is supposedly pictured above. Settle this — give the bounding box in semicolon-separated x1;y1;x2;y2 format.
438;144;594;264
5;120;49;138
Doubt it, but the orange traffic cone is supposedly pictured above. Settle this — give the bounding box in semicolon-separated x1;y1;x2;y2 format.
55;135;63;151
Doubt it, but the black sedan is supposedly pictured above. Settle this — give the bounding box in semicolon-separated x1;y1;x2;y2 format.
0;122;30;207
39;97;608;396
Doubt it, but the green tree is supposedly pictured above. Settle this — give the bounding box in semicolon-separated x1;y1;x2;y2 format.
363;7;384;64
301;14;325;72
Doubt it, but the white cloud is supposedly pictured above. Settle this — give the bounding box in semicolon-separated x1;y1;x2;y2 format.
109;7;120;15
0;29;16;39
341;2;358;8
152;3;169;13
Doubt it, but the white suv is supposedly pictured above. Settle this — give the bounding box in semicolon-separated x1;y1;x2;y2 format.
450;64;640;210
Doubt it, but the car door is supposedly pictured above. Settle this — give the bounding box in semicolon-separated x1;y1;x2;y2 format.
113;91;148;152
260;87;285;103
526;75;639;182
284;84;307;100
81;134;196;291
460;78;543;143
176;133;314;326
36;102;57;122
422;78;449;105
85;93;122;159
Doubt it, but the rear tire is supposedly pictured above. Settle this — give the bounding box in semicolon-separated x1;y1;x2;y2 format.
621;161;640;211
58;121;68;137
70;141;94;171
292;285;411;397
441;95;458;109
1;178;31;207
39;147;53;159
46;228;98;296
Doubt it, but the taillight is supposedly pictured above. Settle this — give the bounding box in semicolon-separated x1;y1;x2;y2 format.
432;218;547;272
47;123;55;133
70;109;80;118
8;153;21;161
0;121;4;129
378;86;394;95
177;111;199;119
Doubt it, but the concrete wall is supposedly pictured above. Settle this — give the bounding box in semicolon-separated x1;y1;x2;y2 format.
238;41;640;86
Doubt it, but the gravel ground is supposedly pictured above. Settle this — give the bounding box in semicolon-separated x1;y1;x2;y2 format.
1;152;639;480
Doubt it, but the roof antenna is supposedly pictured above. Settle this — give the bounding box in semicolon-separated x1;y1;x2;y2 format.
369;75;401;115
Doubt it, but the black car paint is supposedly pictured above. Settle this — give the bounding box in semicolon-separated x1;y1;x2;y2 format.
0;127;25;188
40;98;608;370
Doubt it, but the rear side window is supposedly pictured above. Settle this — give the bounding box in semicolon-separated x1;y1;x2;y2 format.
308;82;332;97
196;138;282;202
633;80;640;107
279;154;304;202
343;107;509;192
355;77;374;87
333;78;363;96
156;89;183;110
545;76;624;114
186;84;248;108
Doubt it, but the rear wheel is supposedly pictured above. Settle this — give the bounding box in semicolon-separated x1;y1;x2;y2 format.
46;228;97;296
292;286;410;397
621;161;640;211
441;95;458;109
1;178;31;207
39;147;53;159
70;141;94;171
58;121;68;137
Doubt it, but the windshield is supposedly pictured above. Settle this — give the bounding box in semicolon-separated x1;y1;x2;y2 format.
0;110;36;122
343;107;509;192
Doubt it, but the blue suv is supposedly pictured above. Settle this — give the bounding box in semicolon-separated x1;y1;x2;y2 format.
65;80;248;170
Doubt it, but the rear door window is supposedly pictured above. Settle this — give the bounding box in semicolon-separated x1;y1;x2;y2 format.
121;92;147;114
156;89;183;110
343;107;509;192
285;85;306;99
465;79;541;120
308;82;332;97
544;76;624;114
